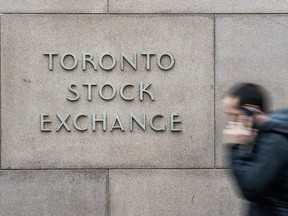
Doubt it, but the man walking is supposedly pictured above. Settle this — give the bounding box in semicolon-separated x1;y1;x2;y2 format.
223;83;288;215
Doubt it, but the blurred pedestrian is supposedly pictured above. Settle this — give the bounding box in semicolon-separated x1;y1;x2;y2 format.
222;83;288;216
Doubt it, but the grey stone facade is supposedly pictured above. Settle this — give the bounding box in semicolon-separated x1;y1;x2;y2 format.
1;1;287;215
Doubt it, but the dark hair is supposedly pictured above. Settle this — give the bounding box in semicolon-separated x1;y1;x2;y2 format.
226;83;270;113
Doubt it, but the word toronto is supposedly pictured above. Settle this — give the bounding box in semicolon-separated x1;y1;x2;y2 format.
43;52;175;71
41;52;182;133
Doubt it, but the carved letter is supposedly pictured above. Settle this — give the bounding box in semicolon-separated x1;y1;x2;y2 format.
99;84;116;101
110;115;125;132
60;53;78;71
139;83;155;101
150;114;166;132
74;114;88;131
40;113;52;132
43;52;58;71
92;114;107;131
99;54;116;71
82;53;97;71
56;114;71;132
66;84;80;101
170;113;182;132
141;52;155;70
83;83;97;101
120;84;135;101
120;53;137;71
130;114;146;131
157;53;175;70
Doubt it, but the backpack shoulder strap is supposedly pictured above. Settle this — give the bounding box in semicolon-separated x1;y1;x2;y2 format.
269;130;288;139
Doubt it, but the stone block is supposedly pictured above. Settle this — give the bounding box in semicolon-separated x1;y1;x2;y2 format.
215;15;288;167
0;170;108;216
110;0;288;13
110;169;246;216
1;14;214;169
0;0;107;13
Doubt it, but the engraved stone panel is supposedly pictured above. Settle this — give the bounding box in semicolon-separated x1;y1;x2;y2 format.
0;170;108;216
215;15;288;167
0;0;107;13
1;15;214;169
110;169;246;216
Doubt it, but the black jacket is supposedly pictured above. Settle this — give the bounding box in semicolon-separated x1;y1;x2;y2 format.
229;109;288;216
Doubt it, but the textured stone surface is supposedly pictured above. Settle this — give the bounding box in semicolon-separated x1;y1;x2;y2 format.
215;15;288;167
0;170;108;216
110;169;247;216
110;0;288;13
0;0;107;13
1;15;214;169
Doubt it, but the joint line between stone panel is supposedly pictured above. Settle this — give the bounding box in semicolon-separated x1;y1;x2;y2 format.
107;169;111;216
0;15;2;170
107;0;110;13
213;14;216;168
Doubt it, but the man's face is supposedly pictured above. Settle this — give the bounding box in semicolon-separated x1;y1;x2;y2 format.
222;96;243;122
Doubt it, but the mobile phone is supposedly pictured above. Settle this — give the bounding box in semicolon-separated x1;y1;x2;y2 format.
239;106;261;117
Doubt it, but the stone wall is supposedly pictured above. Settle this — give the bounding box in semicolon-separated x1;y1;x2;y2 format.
1;1;288;215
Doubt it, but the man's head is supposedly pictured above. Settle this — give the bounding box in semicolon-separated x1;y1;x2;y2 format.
223;83;270;123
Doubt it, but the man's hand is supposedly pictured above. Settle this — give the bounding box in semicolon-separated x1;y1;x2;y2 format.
223;115;257;144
